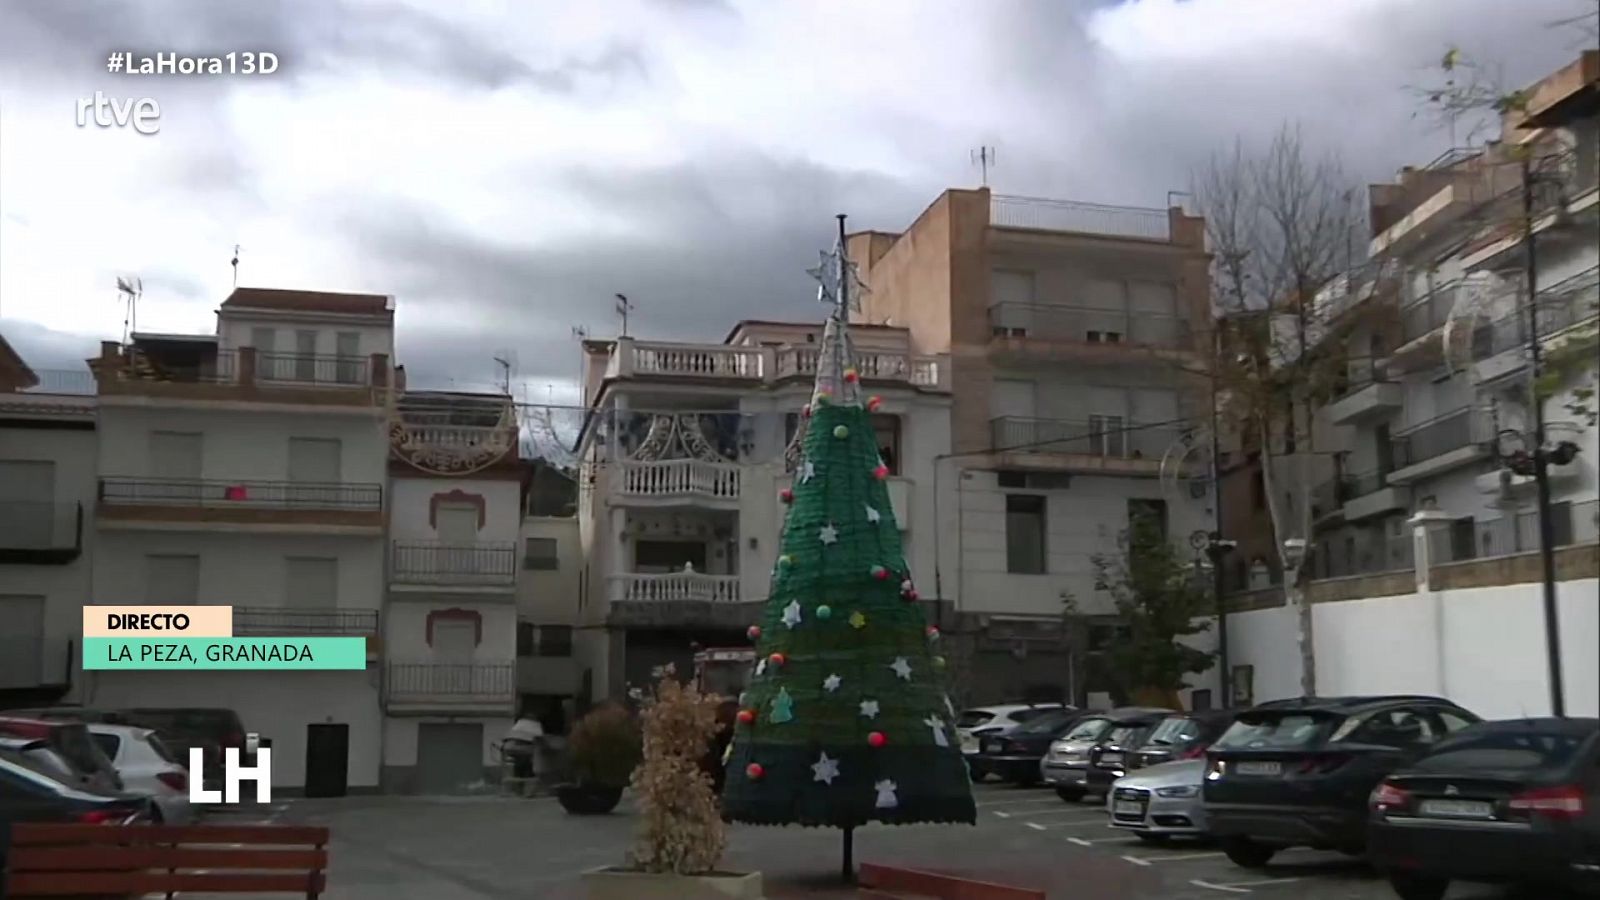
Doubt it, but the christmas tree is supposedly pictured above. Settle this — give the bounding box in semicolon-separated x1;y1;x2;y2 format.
721;218;975;852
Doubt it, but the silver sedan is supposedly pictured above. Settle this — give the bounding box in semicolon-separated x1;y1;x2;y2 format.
1105;759;1207;843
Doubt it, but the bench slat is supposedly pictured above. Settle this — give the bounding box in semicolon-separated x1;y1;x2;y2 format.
9;845;328;872
10;823;329;846
6;870;327;895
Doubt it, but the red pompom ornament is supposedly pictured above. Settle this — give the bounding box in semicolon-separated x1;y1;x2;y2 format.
801;404;812;418
866;395;883;412
746;763;765;780
873;464;890;480
779;488;794;504
747;625;762;641
903;588;920;602
926;625;941;640
768;652;786;667
737;708;756;725
868;731;887;748
870;565;890;581
843;368;859;383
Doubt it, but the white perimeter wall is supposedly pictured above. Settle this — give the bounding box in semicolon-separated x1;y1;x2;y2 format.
382;716;512;770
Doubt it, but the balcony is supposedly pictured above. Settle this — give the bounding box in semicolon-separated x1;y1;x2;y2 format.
232;606;380;637
773;347;943;388
91;344;391;408
390;541;516;589
1471;267;1599;384
0;636;73;691
989;416;1191;475
612;572;741;605
602;338;949;391
987;303;1192;357
1341;469;1411;521
1386;409;1490;485
0;501;83;564
989;195;1172;241
1311;476;1352;523
97;477;384;531
1317;533;1416;580
615;459;741;506
384;661;516;716
1325;364;1402;426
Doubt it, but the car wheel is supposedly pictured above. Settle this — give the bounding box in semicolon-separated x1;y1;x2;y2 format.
1387;872;1448;900
1055;786;1085;802
1012;773;1039;787
1222;837;1276;869
1135;833;1170;845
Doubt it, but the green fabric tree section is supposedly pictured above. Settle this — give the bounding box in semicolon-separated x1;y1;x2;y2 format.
721;390;976;828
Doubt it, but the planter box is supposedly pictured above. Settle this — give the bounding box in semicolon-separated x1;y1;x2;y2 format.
583;866;763;900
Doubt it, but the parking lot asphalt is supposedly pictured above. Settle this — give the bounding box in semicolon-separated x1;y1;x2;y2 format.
191;783;1561;899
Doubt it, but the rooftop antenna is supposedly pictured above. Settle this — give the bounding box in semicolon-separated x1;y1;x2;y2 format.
492;352;513;395
230;245;241;288
571;325;590;401
614;293;634;337
971;145;996;187
115;276;141;346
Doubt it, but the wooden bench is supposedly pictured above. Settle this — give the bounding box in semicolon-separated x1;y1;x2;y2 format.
5;823;329;898
857;863;1046;900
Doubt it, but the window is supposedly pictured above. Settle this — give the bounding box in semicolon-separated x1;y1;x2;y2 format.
145;555;199;603
1128;498;1169;542
91;733;121;762
1435;709;1478;734
516;622;535;657
1088;414;1126;456
523;537;558;570
294;330;318;380
538;625;573;657
871;414;901;475
335;332;362;384
1005;494;1046;574
285;557;337;609
1346;709;1437;747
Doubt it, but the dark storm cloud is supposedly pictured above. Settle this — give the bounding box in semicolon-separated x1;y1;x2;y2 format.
333;152;929;385
0;0;648;94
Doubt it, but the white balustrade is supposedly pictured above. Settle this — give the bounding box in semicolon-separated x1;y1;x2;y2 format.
618;460;741;500
614;572;741;604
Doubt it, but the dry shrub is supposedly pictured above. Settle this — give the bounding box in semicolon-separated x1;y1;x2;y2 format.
568;701;641;788
628;664;727;874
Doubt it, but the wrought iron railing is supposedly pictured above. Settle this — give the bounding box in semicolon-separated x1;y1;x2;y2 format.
231;607;379;636
1392;408;1483;468
391;541;516;585
256;352;370;386
1344;469;1391;498
99;477;383;510
1400;282;1462;343
385;661;515;705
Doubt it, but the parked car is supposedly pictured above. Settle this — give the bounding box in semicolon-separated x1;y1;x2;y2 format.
957;704;1068;758
1108;758;1208;843
0;749;152;829
1085;707;1179;795
970;709;1085;785
1044;708;1169;802
87;723;195;825
1128;709;1240;770
1203;695;1480;869
1368;717;1600;900
0;716;122;793
116;707;250;788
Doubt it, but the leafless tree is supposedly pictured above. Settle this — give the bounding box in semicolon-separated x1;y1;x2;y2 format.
1192;123;1366;699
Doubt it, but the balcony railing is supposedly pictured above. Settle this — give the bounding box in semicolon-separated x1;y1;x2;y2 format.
990;416;1188;460
256;352;371;386
390;541;516;586
385;661;515;708
1345;469;1390;498
1312;477;1353;518
99;477;383;510
631;343;763;379
1318;533;1415;580
1400;283;1462;343
989;195;1172;241
617;459;740;501
231;607;379;636
988;303;1190;348
1459;499;1599;563
1392;408;1484;468
0;501;83;561
11;369;98;395
773;347;943;387
613;572;741;604
1332;359;1392;396
607;339;946;389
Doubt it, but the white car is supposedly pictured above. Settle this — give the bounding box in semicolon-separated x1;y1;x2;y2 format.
88;723;194;824
956;704;1067;757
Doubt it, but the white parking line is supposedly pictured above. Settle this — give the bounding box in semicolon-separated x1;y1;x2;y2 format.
978;797;1064;812
1190;876;1304;894
1024;818;1117;830
1008;807;1103;818
1026;822;1048;831
1120;851;1224;866
1066;836;1127;846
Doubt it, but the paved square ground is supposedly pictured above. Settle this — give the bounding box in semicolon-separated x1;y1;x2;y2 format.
203;784;1558;899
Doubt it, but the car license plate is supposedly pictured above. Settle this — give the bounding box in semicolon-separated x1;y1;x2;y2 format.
1419;799;1493;819
961;736;978;754
1236;761;1282;776
984;741;1001;754
1113;799;1144;817
1099;752;1123;766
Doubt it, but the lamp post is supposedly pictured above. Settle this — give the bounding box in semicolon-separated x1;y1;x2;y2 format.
1282;537;1312;698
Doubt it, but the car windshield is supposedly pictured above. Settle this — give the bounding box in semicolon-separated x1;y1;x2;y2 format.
1213;713;1335;750
957;711;994;729
1146;717;1202;745
1414;730;1588;772
1014;711;1075;735
1061;718;1110;742
91;733;121;761
1104;725;1142;746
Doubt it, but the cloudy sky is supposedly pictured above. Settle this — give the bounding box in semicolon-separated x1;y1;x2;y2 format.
0;0;1592;398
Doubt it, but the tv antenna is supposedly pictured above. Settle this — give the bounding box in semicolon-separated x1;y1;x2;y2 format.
971;146;996;187
230;245;241;288
115;276;142;346
492;350;516;395
614;293;634;337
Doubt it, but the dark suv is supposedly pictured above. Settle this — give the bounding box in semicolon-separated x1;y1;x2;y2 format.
1203;695;1480;868
1128;709;1241;770
1085;708;1177;794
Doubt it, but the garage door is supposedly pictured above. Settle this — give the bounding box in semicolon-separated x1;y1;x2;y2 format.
415;723;484;794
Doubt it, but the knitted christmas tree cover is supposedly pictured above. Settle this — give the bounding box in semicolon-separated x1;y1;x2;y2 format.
720;263;975;829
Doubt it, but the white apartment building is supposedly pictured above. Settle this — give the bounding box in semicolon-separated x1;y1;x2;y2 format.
572;321;951;701
0;340;96;709
1309;53;1599;581
82;288;397;795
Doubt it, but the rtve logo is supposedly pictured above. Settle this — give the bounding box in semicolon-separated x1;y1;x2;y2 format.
188;748;273;804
